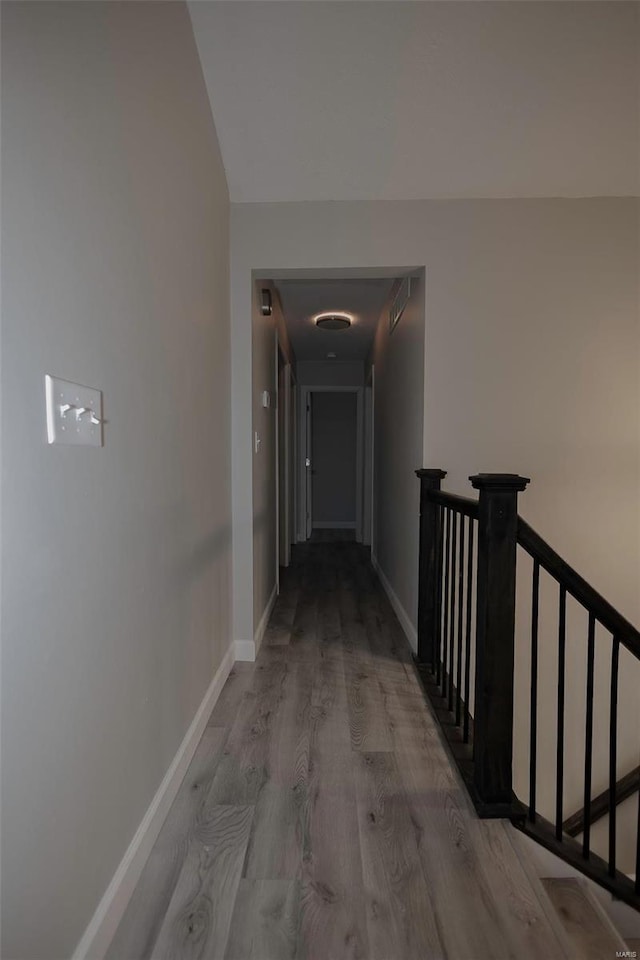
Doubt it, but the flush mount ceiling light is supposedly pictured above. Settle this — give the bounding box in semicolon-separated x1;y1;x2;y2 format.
314;312;352;331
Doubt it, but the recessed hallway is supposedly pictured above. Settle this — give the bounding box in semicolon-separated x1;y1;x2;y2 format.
108;538;571;960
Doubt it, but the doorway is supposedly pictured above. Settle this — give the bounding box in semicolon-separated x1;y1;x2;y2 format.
299;386;364;542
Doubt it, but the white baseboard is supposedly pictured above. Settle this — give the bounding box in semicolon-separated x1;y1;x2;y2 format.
255;584;277;656
235;584;277;662
71;642;235;960
312;521;356;529
235;639;256;662
371;553;417;653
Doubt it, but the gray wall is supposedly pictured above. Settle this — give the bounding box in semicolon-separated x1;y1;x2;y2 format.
251;282;294;639
370;273;426;637
1;4;232;957
251;281;276;636
311;392;358;526
297;360;364;386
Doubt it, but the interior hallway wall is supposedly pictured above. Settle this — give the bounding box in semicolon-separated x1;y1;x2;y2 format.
1;4;231;957
251;282;294;643
369;274;426;643
297;360;364;387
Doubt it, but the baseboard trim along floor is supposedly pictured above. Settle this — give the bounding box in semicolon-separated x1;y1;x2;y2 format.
234;639;257;661
371;553;418;653
236;585;277;662
71;642;235;960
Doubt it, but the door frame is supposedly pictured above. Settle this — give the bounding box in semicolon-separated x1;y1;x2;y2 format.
275;338;289;590
290;370;298;555
305;393;313;540
297;385;364;542
364;365;375;554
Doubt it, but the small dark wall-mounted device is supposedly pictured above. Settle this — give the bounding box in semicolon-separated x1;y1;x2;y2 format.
261;289;272;316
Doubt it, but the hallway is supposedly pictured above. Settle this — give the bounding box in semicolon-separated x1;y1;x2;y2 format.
108;538;569;960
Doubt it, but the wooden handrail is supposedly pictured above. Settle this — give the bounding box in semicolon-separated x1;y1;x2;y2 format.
563;765;640;838
517;517;640;659
427;489;479;519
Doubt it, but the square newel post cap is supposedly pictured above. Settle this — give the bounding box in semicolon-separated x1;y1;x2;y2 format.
415;468;447;481
469;473;530;493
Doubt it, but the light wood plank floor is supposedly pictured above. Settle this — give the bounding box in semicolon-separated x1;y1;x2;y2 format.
107;539;570;960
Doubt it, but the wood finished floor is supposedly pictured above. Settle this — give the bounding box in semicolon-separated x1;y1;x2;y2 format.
107;538;571;960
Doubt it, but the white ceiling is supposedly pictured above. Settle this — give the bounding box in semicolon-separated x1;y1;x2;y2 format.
189;1;639;203
274;278;394;361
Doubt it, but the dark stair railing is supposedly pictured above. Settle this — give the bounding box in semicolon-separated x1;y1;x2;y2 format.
563;765;640;839
415;468;640;912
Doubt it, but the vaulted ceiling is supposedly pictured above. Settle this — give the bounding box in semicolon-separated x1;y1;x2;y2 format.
189;1;639;203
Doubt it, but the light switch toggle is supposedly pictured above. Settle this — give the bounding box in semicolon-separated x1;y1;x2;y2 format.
73;406;105;424
46;375;104;446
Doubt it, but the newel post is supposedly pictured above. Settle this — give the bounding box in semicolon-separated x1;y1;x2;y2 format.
416;468;447;668
470;473;530;810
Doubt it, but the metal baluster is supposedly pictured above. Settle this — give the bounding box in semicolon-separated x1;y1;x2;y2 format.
433;505;444;677
529;559;540;823
609;637;619;877
441;508;450;693
463;518;474;745
583;613;596;859
455;516;465;727
449;511;458;711
436;507;445;687
556;585;566;841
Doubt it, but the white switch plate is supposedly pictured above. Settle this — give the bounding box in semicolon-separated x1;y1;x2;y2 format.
45;375;103;446
262;390;271;408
